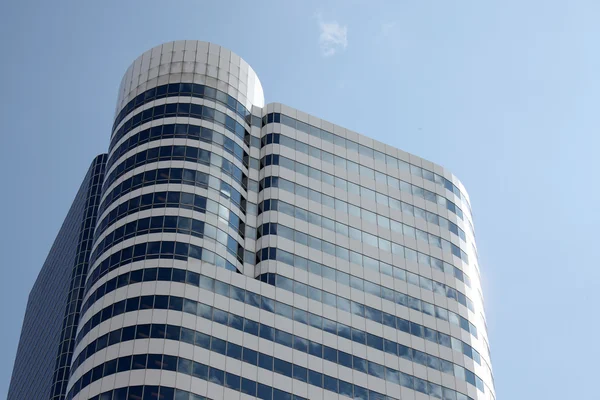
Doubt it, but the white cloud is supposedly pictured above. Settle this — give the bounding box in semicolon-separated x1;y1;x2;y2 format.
380;22;396;37
317;14;348;57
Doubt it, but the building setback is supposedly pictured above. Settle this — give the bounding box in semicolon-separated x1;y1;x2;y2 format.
8;40;495;400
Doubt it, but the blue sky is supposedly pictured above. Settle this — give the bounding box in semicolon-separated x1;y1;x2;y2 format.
1;0;598;398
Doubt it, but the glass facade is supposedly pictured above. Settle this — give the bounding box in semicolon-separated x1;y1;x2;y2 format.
8;40;494;400
7;155;106;400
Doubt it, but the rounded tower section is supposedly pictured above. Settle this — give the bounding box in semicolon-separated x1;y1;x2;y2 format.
66;41;264;400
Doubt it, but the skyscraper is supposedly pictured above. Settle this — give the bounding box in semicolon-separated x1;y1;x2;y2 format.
8;155;106;400
9;40;494;400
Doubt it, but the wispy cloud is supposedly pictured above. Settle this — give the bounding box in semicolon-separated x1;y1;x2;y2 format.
380;22;396;37
317;14;348;57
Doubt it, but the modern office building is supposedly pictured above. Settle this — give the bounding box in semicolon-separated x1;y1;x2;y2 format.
8;155;106;400
8;40;494;400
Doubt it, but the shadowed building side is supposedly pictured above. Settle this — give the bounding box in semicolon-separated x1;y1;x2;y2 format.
7;155;106;400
